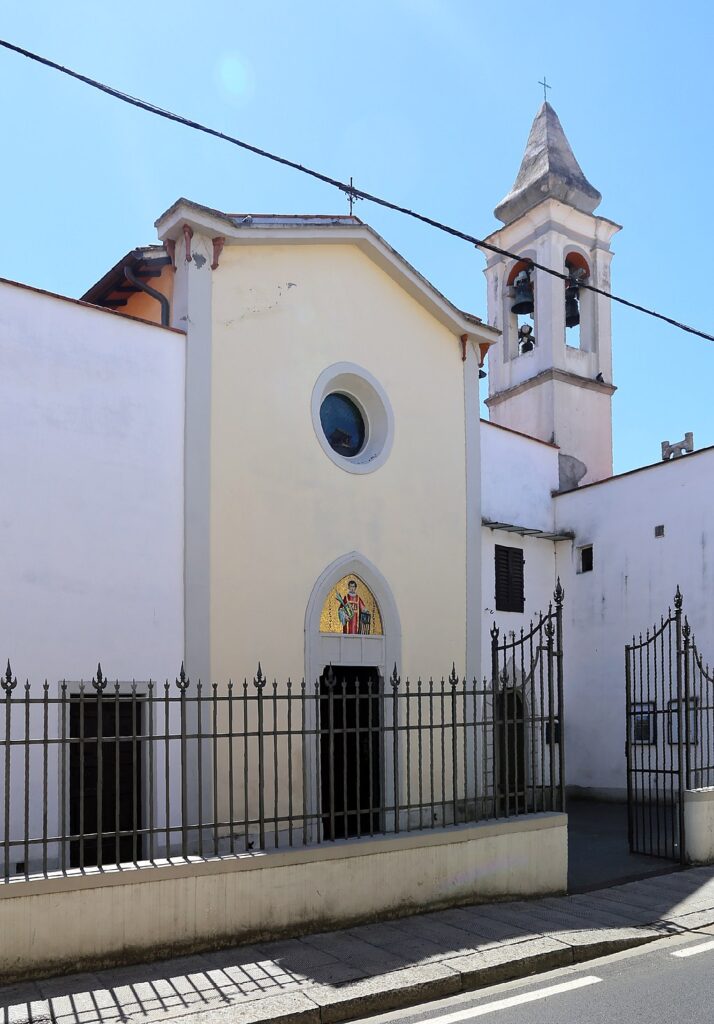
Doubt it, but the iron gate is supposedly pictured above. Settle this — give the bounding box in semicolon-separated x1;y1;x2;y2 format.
490;579;565;816
626;588;714;862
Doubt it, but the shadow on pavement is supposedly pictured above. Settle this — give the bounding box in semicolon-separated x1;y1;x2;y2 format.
567;797;679;892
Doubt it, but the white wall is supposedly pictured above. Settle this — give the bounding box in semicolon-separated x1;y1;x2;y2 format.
555;449;714;797
0;813;567;982
0;280;185;683
480;420;561;681
481;421;559;532
480;529;561;681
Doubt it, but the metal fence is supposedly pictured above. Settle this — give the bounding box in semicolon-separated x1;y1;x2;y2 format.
626;587;714;861
1;587;564;882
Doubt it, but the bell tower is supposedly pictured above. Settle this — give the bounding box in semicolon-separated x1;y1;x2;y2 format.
482;103;621;487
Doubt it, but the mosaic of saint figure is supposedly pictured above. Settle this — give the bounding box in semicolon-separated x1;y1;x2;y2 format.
335;579;367;634
320;574;382;635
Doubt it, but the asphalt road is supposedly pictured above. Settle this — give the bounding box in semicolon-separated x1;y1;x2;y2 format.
359;927;714;1024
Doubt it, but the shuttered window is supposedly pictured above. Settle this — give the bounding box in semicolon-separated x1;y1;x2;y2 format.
495;545;525;613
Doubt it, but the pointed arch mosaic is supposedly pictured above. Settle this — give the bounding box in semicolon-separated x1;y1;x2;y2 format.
319;574;384;636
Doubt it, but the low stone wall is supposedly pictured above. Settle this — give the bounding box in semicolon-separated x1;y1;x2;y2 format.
684;788;714;864
0;812;567;983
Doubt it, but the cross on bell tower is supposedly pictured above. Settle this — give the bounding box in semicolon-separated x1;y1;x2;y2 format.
479;103;621;487
538;76;551;102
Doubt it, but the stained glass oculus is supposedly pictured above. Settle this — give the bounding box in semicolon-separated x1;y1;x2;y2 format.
319;393;365;457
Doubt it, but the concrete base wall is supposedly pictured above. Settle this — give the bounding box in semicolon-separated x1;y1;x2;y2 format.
0;813;567;983
684;788;714;864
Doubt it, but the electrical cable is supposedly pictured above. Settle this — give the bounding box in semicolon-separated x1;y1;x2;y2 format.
1;37;712;343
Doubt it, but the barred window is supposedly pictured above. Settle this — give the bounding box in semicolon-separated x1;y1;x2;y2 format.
495;544;524;613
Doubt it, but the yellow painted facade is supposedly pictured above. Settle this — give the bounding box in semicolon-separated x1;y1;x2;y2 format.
208;242;468;685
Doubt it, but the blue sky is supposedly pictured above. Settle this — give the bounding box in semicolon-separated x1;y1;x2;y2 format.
1;1;711;473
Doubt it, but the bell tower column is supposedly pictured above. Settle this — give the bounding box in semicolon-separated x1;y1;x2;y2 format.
481;103;621;487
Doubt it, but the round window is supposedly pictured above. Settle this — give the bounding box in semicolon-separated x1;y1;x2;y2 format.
319;393;366;458
311;363;394;475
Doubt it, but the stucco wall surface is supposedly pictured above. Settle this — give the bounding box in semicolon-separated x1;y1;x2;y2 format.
0;280;186;684
0;813;567;982
480;421;559;532
555;450;714;795
209;243;470;684
480;529;561;681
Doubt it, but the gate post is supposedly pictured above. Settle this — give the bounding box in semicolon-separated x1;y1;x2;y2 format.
675;587;687;865
490;624;502;818
683;617;692;792
624;644;634;852
554;580;565;812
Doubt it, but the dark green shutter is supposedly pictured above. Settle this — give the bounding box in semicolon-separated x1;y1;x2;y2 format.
495;544;524;613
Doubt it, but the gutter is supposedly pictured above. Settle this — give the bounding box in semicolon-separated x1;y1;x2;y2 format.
123;266;170;327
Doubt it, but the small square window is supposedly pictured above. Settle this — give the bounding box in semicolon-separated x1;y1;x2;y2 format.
545;718;560;745
654;525;665;538
579;545;593;573
631;702;656;745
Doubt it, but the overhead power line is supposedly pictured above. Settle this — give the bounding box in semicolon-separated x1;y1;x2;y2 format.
1;37;712;344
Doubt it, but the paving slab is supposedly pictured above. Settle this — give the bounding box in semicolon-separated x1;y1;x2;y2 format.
535;895;645;929
434;906;538;945
173;991;322;1024
668;907;714;930
567;891;669;926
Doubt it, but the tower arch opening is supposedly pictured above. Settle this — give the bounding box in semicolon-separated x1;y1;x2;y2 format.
506;258;536;359
564;251;591;351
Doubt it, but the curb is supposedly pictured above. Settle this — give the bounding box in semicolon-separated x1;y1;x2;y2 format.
168;930;663;1024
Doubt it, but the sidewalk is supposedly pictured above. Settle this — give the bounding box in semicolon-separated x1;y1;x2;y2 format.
3;866;714;1024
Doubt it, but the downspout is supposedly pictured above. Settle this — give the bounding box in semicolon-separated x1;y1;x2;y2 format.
124;266;170;327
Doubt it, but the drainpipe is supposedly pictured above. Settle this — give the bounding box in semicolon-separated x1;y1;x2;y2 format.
124;266;170;327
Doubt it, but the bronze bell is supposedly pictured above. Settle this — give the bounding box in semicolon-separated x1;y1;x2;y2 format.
565;281;580;328
511;270;534;315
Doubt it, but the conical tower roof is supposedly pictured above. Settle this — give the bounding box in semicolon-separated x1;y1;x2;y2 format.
495;103;601;225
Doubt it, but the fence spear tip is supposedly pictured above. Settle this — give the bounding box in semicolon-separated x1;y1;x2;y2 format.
176;663;190;690
2;660;16;691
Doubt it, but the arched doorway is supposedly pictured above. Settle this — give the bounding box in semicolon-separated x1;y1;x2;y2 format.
305;554;401;840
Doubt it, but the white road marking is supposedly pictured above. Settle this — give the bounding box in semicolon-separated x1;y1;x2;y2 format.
418;975;603;1022
671;938;714;958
